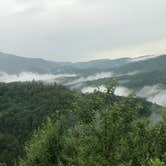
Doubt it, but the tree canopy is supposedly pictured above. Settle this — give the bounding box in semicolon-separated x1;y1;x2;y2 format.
0;82;165;166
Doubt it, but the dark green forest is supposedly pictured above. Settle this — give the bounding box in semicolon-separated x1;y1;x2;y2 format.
0;82;165;166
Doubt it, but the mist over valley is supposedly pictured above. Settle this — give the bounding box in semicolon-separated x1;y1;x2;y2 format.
0;52;165;107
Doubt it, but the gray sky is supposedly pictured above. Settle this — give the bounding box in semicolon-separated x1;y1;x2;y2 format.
0;0;166;61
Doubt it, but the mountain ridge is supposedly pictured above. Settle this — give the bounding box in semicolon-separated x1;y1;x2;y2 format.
0;51;164;74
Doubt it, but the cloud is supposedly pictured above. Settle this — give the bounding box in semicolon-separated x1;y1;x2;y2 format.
66;72;113;85
137;85;166;107
81;85;107;93
1;0;166;61
0;72;76;83
118;71;140;77
148;110;162;124
81;84;166;107
0;0;77;16
114;87;132;97
0;0;41;15
81;85;132;97
130;55;160;62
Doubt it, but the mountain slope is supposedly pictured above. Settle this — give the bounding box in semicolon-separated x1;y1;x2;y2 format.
0;52;166;107
0;82;162;165
1;52;166;75
0;52;72;74
0;52;131;74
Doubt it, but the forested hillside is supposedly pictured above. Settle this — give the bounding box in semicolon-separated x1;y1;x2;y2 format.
0;82;165;166
1;53;166;108
0;82;75;166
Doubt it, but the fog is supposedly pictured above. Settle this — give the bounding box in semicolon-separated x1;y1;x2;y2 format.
115;85;166;107
1;71;165;107
67;71;139;87
118;71;140;77
114;87;132;97
130;55;159;62
66;72;113;86
148;111;162;124
82;84;166;107
137;85;166;107
82;85;132;97
81;85;107;93
0;72;76;83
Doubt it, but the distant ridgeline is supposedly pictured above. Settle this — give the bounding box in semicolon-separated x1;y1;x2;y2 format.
0;82;165;166
1;52;166;80
0;52;166;105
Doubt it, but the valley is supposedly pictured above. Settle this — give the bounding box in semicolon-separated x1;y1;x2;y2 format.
0;52;166;107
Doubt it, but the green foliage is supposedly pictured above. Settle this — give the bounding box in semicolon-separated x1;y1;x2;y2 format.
19;118;65;166
149;159;165;166
60;100;158;166
0;82;165;166
0;133;20;166
0;82;75;165
18;83;166;166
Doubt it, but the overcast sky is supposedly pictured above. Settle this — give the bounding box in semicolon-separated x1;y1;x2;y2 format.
0;0;166;61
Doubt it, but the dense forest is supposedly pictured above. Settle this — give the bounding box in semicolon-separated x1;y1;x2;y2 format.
0;82;165;166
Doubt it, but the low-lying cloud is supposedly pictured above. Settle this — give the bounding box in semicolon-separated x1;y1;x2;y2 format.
114;86;132;97
148;110;162;124
1;71;165;107
67;71;139;87
117;70;140;77
0;72;76;83
82;85;132;97
81;85;107;93
82;84;166;107
130;55;159;62
66;72;113;86
137;85;166;107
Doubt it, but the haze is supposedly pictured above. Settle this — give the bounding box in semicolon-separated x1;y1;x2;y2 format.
0;0;166;61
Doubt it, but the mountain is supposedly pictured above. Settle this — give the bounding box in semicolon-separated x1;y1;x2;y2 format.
94;54;166;89
0;52;166;107
72;58;130;70
0;52;131;74
1;52;165;75
0;82;162;166
0;52;72;74
0;53;166;165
